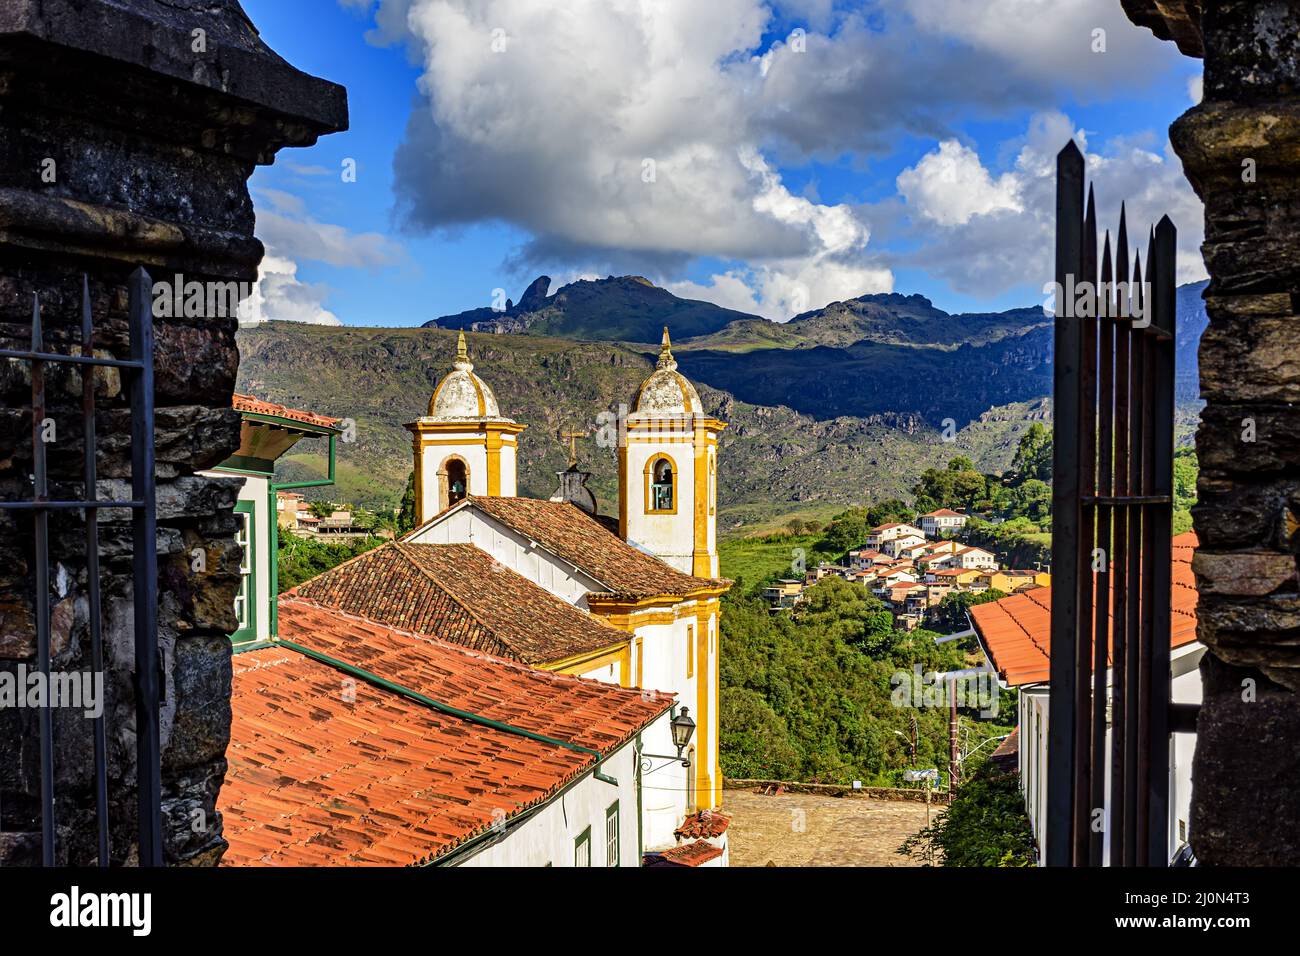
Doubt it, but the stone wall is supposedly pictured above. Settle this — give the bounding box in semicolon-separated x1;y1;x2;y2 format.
1125;0;1300;865
0;0;345;865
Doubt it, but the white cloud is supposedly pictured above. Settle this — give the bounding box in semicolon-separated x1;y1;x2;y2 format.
1188;74;1203;104
889;111;1207;297
357;0;1185;315
254;189;406;271
896;140;1023;227
242;254;342;327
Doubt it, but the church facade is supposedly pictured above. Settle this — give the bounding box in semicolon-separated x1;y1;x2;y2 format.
401;331;730;850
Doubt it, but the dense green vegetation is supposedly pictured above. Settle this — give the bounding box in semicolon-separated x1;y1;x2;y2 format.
719;577;1012;785
897;760;1036;866
276;532;386;593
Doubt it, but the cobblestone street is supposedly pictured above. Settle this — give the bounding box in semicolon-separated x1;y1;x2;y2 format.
725;790;942;867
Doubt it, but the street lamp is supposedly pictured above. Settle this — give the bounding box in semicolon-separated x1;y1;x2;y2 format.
670;708;696;759
642;707;696;772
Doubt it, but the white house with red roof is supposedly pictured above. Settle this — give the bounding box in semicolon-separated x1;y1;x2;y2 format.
919;508;968;536
865;522;925;550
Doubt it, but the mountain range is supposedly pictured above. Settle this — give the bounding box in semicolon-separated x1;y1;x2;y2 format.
237;276;1207;533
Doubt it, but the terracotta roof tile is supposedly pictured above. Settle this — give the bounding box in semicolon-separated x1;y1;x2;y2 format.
221;605;673;866
232;393;340;429
441;496;729;600
970;531;1200;686
646;840;725;867
289;542;626;665
674;810;731;841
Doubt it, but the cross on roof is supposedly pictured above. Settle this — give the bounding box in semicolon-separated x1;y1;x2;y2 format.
560;428;589;467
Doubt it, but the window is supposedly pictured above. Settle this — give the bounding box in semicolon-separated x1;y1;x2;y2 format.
446;458;468;505
574;826;591;867
605;802;620;867
231;500;256;644
647;455;675;513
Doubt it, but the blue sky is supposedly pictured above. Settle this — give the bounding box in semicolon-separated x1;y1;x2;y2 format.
242;0;1203;327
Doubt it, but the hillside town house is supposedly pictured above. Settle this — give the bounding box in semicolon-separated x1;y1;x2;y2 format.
919;508;969;536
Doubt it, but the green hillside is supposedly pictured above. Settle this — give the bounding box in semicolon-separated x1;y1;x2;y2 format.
235;323;1046;530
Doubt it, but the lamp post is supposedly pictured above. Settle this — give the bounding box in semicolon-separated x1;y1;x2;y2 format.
642;707;696;769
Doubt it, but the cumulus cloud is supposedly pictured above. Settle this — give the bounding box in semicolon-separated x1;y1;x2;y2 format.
355;0;1183;317
241;254;342;326
896;140;1023;227
889;111;1207;298
254;188;406;271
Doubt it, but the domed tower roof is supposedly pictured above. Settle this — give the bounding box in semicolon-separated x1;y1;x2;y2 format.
632;328;702;417
427;332;511;420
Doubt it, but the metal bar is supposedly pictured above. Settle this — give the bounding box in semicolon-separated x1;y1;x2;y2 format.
1136;228;1157;866
1091;229;1113;867
1047;142;1084;866
1146;216;1177;866
1083;496;1172;506
31;294;56;867
1074;185;1098;866
0;500;146;511
1109;219;1132;867
0;349;145;369
1123;250;1144;867
81;275;111;867
128;266;162;866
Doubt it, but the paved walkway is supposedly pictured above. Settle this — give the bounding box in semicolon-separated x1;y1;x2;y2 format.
724;789;941;866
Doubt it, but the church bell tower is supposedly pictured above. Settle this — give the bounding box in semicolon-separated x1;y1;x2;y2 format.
619;329;726;577
405;332;525;525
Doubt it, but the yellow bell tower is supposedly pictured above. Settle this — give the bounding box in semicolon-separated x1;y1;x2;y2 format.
405;332;526;525
618;329;726;577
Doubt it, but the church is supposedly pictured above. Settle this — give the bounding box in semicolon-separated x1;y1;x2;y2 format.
398;329;729;843
218;329;732;865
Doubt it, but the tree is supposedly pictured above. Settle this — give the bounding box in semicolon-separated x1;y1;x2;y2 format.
926;588;1008;635
397;469;417;535
1008;478;1051;523
820;506;875;556
1011;423;1052;483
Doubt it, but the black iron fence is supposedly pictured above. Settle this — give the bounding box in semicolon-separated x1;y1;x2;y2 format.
0;268;161;866
1048;142;1187;866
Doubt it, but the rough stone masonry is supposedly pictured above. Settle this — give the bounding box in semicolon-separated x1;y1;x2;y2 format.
1122;0;1300;864
0;0;345;864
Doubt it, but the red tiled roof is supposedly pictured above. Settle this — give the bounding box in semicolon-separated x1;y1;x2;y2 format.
674;810;731;841
923;509;965;518
221;604;673;867
969;532;1200;686
289;542;625;665
646;840;725;867
232;393;340;430
438;496;728;600
991;727;1020;760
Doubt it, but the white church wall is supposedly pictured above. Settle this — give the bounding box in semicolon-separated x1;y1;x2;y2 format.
623;437;697;575
409;506;605;607
454;736;642;867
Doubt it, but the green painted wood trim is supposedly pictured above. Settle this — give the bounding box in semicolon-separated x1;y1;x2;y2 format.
240;410;341;436
605;800;620;867
575;826;592;867
231;499;257;644
269;433;337;638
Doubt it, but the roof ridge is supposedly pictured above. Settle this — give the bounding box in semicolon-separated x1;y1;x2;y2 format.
278;595;653;696
397;540;627;643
